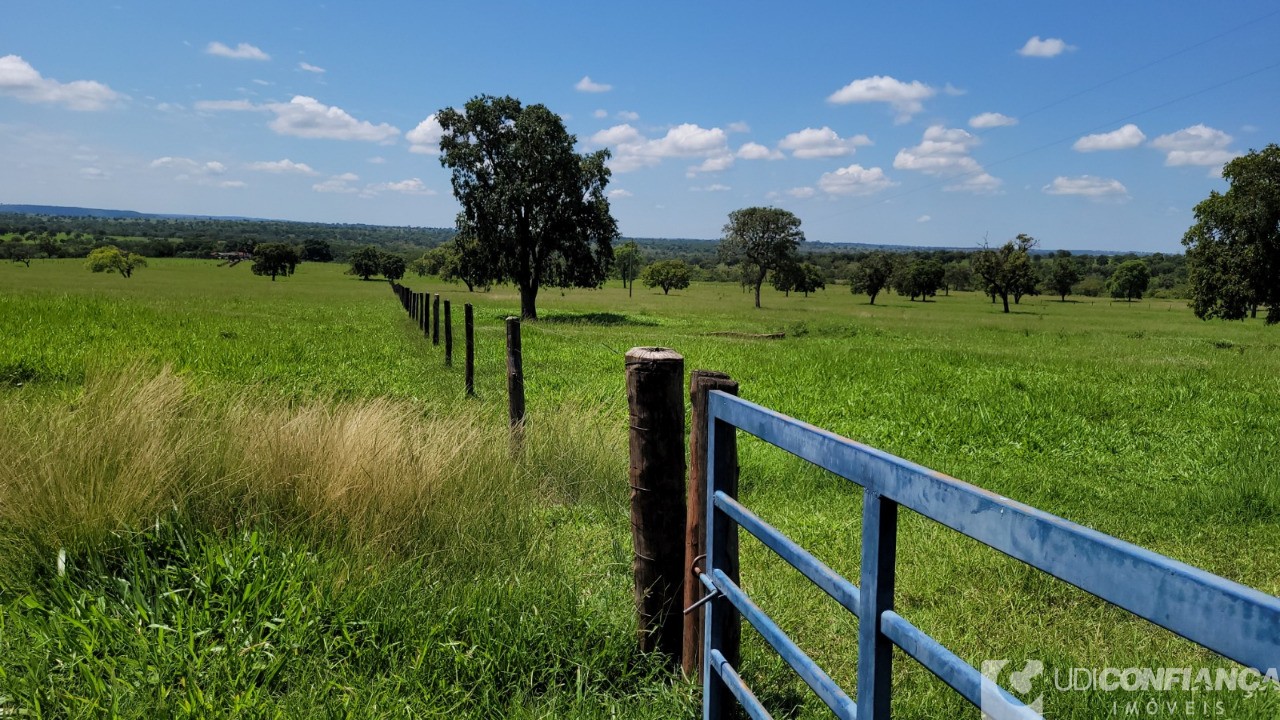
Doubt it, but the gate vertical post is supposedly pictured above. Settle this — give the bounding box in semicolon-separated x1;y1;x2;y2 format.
856;491;899;720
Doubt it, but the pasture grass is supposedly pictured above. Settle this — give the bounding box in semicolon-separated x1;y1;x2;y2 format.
1;258;1279;717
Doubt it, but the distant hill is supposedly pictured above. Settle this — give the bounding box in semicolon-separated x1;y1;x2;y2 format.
1;204;1143;256
0;204;260;221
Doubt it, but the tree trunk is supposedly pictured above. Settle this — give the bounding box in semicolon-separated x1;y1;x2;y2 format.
1001;293;1010;313
869;291;878;305
754;282;762;308
520;284;538;320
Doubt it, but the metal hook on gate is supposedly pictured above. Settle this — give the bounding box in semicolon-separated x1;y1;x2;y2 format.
683;587;722;615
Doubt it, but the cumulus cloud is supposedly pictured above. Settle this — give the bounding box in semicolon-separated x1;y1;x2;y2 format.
617;110;639;121
969;112;1018;129
690;184;730;192
247;159;317;174
0;55;121;111
575;75;612;93
688;154;734;175
727;121;751;133
591;123;730;173
406;114;443;154
786;187;816;199
817;164;897;196
368;178;435;195
736;142;783;161
267;96;399;142
150;156;226;175
206;41;270;61
778;126;872;159
1073;124;1146;152
313;173;360;194
298;62;325;74
894;125;1001;193
827;75;935;122
1042;175;1129;199
1149;124;1237;168
1017;36;1075;58
608;188;633;198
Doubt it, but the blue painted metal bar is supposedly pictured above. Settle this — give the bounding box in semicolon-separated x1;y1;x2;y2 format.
713;491;861;617
703;415;738;720
708;569;858;719
707;649;774;720
880;610;1042;720
707;391;1280;673
855;491;897;720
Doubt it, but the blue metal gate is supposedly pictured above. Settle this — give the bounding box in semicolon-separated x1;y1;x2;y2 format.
698;390;1280;719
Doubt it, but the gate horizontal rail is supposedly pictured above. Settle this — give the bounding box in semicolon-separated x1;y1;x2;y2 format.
700;390;1280;719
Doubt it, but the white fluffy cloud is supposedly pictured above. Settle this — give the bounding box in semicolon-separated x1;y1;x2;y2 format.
1150;124;1237;167
299;62;325;74
313;174;359;194
778;126;872;159
406;114;444;154
575;75;612;93
608;188;633;198
969;112;1018;129
1073;124;1146;152
1043;175;1129;198
247;159;317;174
267;96;399;142
736;142;783;161
894;125;1001;193
150;156;226;175
786;187;816;199
591;123;730;173
368;178;434;195
206;41;270;61
817;164;896;196
0;55;120;111
688;154;734;175
827;75;935;122
1017;36;1074;58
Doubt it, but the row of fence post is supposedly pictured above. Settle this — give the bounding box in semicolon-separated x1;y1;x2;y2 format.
624;347;741;682
388;281;525;430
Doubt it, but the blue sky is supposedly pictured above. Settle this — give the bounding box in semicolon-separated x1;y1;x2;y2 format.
2;2;1278;251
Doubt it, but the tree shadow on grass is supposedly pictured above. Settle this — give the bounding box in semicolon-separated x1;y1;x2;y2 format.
538;311;659;326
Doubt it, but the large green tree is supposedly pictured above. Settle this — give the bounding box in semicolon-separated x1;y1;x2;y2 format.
640;259;692;295
251;243;301;281
1046;257;1081;301
437;95;617;319
1183;144;1280;323
849;252;895;305
347;245;384;280
973;234;1037;313
1108;260;1150;302
894;259;945;301
719;207;804;308
86;245;146;278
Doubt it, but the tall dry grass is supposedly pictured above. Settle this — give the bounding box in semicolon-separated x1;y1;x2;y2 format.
0;366;625;577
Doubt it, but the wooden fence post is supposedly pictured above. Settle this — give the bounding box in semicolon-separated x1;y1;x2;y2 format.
411;292;419;322
444;300;453;366
433;294;441;345
683;370;739;679
625;347;686;664
420;293;429;336
464;303;475;396
505;317;525;430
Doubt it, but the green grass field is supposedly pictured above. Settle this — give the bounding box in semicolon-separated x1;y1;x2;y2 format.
1;258;1278;718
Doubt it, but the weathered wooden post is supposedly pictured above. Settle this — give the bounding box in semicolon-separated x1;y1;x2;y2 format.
433;294;441;345
683;370;739;679
625;347;686;664
420;293;429;336
411;291;419;322
505;317;525;430
444;300;453;366
464;303;475;396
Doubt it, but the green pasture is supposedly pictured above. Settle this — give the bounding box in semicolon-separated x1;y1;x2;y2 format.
1;258;1277;718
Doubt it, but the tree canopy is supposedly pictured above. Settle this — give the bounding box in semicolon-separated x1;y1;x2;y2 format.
640;259;691;295
973;234;1037;313
1046;257;1081;301
1108;260;1150;302
849;252;895;305
251;243;301;281
347;245;385;280
1183;144;1280;323
85;245;146;278
719;207;804;308
437;95;617;319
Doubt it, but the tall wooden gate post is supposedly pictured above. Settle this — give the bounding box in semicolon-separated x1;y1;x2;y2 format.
505;317;525;429
444;300;453;366
625;347;687;663
683;370;739;679
464;303;475;396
